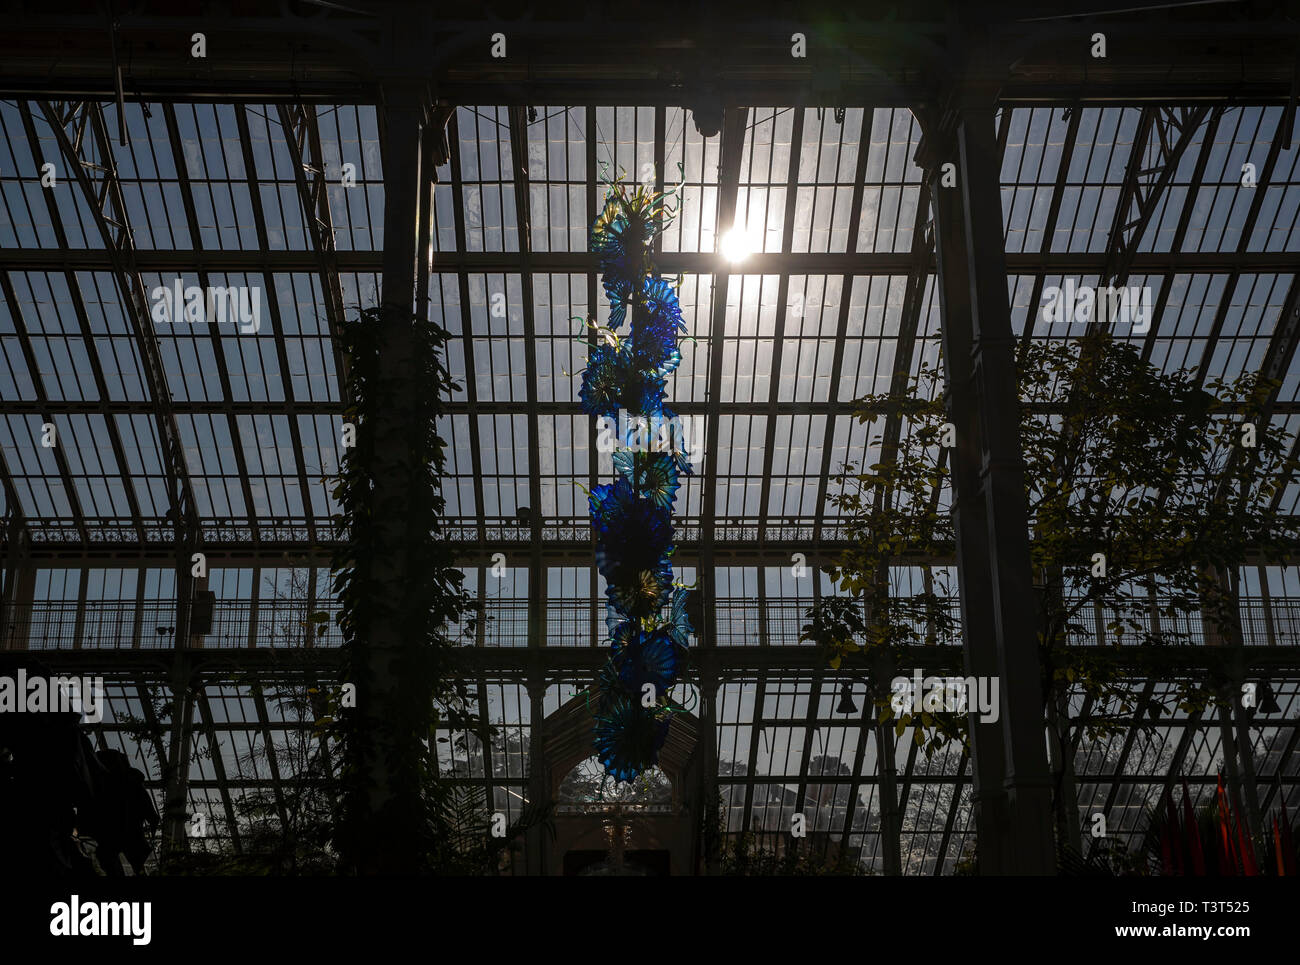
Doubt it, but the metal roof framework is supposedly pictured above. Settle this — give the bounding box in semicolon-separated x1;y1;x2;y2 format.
2;1;1300;873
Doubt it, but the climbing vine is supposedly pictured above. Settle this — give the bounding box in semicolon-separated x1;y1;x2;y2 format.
329;304;480;872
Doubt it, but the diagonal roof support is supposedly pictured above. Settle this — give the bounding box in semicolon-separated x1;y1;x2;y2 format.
249;682;291;834
133;675;175;790
0;452;26;547
1258;277;1300;513
1192;118;1293;392
756;107;805;547
35;100;198;549
447;110;488;544
237;105;335;537
810;109;871;551
699;108;750;570
160;103;266;543
1260;719;1300;816
1018;106;1080;346
14;102;145;541
932;748;969;873
1097;107;1214;302
1139;109;1223;361
0;272;90;544
194;683;243;853
0;469;31;649
276;102;354;405
1080;106;1218;349
38;97;211;857
876;182;935;493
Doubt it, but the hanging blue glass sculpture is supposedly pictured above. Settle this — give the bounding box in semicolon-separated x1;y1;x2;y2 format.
579;177;696;782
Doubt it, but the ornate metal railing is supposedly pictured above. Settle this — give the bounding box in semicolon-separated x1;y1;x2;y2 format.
8;596;1300;651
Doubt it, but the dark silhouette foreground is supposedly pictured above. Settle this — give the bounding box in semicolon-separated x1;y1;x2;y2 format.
0;656;158;875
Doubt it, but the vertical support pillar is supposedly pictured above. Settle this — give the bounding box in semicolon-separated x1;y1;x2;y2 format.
1258;565;1277;646
1226;565;1264;854
304;564;317;649
344;78;428;874
1205;564;1264;856
695;485;722;873
161;537;197;861
695;657;720;875
72;566;88;649
247;566;260;648
918;94;1055;875
1;517;33;649
694;106;746;873
189;571;208;648
132;565;145;649
160;669;194;859
871;652;903;875
524;676;550;875
475;563;487;648
0;510;12;643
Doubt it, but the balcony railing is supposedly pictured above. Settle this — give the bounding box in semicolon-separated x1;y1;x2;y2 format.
5;596;1300;650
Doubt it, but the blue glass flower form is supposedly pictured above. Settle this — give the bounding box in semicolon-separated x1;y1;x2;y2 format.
593;695;671;783
641;277;685;332
612;623;683;694
602;275;634;331
585;184;688;783
612;450;681;510
590;477;674;616
629;322;680;378
658;405;695;477
578;342;625;418
628;277;685;373
592;656;625;715
590;202;634;259
621;375;668;418
664;584;695;649
590;477;673;557
592;196;662;265
604;554;674;619
592;202;652;331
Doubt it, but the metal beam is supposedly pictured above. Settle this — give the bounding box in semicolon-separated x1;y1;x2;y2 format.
446;110;488;545
5;245;1300;275
920;86;1056;874
35;99;199;556
2;8;1297;104
810;107;872;550
12;395;1300;420
756;106;804;547
275;103;352;405
34;639;1300;680
700;106;749;635
347;76;427;874
249;682;291;831
0;272;90;544
932;748;970;874
160;103;265;544
1096;107;1213;305
1139;108;1224;361
508;106;547;666
1192;107;1290;390
12;102;147;541
132;675;172;784
194;683;243;853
